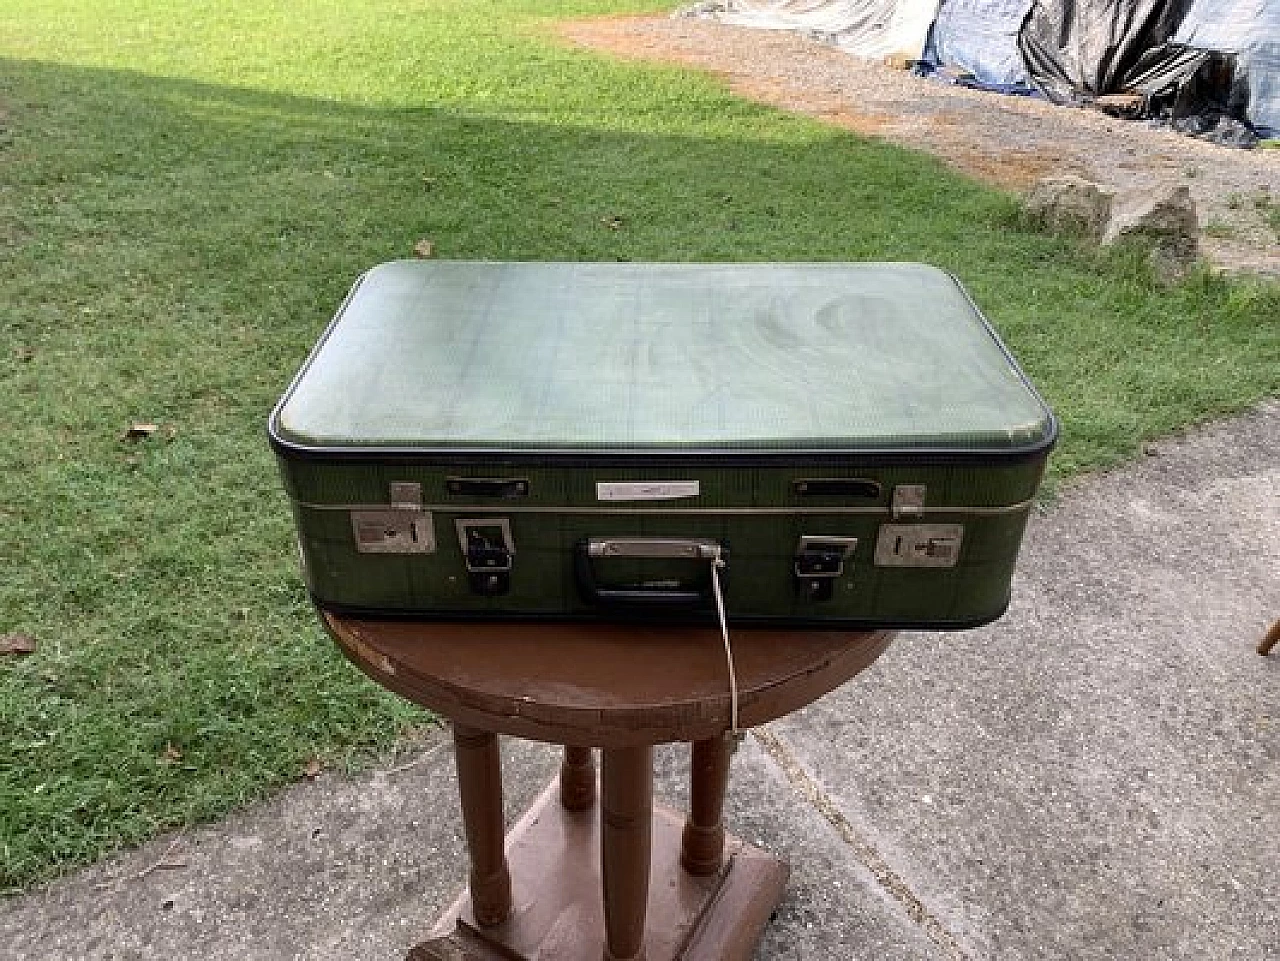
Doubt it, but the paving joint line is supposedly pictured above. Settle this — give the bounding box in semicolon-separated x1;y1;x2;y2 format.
753;726;972;961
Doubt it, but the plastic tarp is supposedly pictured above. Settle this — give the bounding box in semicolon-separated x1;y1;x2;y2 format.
1017;0;1194;102
926;0;1035;86
1122;43;1258;145
685;0;942;60
1172;0;1280;133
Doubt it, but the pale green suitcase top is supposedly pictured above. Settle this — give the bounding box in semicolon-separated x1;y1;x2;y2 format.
270;261;1054;456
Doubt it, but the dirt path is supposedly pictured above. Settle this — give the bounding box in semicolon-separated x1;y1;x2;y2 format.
556;15;1280;277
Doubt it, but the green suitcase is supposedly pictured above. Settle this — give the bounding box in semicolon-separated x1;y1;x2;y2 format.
269;261;1055;627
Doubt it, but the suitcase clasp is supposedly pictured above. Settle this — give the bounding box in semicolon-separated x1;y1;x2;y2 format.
456;519;515;596
794;536;858;602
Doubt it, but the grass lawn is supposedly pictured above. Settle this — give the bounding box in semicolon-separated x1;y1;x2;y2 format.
1;0;1277;890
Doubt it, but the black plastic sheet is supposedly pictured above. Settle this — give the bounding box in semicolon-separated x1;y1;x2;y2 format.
1127;44;1259;145
1017;0;1194;102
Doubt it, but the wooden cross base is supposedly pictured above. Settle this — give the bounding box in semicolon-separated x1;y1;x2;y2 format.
414;777;789;961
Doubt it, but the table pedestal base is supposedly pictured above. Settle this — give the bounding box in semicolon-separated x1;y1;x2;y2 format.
414;777;789;961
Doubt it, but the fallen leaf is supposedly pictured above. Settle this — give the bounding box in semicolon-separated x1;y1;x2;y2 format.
601;214;624;230
413;238;435;259
303;758;323;779
0;633;37;655
122;422;159;441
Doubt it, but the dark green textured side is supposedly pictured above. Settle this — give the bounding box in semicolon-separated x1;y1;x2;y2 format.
281;457;1046;627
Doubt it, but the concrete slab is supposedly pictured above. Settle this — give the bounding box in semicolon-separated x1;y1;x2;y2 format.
655;741;948;961
769;401;1280;959
0;736;560;961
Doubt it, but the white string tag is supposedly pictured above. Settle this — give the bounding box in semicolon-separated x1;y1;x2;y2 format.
709;548;742;744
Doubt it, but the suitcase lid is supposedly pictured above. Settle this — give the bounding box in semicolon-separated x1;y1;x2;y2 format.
270;261;1055;461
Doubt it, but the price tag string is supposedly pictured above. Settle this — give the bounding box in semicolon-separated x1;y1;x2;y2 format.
709;549;740;738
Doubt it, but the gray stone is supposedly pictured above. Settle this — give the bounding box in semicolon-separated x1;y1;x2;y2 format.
1103;182;1200;281
1024;176;1114;241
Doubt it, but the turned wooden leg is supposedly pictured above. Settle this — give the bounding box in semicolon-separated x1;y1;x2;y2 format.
1259;619;1280;656
452;724;512;927
681;736;732;876
600;745;653;961
561;745;596;811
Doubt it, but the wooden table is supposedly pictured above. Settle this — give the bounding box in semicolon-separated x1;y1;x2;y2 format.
323;613;894;961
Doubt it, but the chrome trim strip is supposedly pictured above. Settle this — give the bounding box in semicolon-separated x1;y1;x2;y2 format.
291;497;1036;517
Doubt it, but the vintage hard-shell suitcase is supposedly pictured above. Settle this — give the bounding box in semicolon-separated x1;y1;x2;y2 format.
270;261;1056;628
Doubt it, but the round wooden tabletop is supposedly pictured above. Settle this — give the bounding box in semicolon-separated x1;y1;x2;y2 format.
322;613;895;747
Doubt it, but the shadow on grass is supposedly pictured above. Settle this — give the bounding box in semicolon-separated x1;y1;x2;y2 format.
0;57;1276;889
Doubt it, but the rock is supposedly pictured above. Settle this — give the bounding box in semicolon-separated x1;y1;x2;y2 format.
1024;176;1114;242
1103;183;1199;282
1094;93;1144;118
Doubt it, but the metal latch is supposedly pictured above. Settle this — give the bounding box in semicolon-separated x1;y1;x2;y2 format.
874;524;964;568
388;482;423;510
891;484;927;520
794;536;857;602
350;510;434;554
455;519;515;596
350;482;435;555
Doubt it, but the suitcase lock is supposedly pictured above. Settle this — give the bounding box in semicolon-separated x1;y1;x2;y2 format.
456;519;515;597
794;536;858;602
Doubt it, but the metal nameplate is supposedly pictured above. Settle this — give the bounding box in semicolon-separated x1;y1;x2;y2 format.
351;510;435;554
874;524;963;567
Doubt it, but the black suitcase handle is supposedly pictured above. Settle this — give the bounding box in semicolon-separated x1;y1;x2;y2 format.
574;537;725;609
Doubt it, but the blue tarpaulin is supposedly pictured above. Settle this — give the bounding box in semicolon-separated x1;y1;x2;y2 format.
1173;0;1280;134
926;0;1035;86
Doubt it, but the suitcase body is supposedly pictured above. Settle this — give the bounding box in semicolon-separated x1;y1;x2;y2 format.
270;261;1055;628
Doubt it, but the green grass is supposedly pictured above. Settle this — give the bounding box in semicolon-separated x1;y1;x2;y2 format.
1;0;1277;890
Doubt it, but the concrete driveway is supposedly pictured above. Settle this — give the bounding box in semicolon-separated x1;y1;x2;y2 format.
4;401;1277;960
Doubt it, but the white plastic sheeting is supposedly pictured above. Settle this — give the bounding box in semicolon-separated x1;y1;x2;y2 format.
928;0;1034;85
688;0;942;61
1173;0;1280;132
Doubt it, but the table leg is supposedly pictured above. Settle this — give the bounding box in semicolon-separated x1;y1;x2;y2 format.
561;745;597;811
681;736;732;876
452;724;513;927
600;745;653;961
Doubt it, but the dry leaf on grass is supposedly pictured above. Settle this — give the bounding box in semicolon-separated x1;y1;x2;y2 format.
413;238;436;259
122;422;159;441
1;632;37;655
